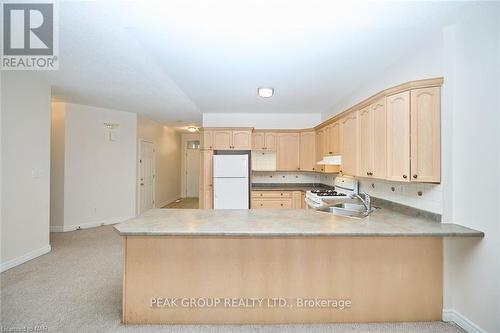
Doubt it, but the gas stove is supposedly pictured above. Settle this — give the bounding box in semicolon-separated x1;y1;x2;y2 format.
305;176;358;209
310;189;347;197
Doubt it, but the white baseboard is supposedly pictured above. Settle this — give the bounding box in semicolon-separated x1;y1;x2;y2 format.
1;245;52;273
50;216;133;232
443;309;485;333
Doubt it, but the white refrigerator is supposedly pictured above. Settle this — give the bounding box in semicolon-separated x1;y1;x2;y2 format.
213;154;249;209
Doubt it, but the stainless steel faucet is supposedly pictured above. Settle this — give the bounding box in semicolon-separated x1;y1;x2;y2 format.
350;191;371;215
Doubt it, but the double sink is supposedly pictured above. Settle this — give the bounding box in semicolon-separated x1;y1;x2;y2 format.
318;200;374;219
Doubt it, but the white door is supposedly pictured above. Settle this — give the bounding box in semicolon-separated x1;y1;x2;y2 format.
139;140;155;214
185;148;200;197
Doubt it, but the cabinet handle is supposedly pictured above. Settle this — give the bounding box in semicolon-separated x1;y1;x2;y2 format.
366;172;369;176
260;193;263;196
260;203;263;206
312;167;315;171
280;193;283;196
329;151;333;154
280;203;283;206
403;175;408;179
413;174;418;179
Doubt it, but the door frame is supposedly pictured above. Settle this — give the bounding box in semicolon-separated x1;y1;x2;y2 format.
137;139;156;215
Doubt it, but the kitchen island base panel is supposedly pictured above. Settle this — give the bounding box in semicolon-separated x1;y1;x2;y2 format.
122;236;442;324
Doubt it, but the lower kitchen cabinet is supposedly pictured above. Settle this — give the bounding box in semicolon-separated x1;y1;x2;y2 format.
251;190;304;209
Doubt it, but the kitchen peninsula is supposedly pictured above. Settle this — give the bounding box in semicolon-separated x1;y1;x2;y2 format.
115;208;482;324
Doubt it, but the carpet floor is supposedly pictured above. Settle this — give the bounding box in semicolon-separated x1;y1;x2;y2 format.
1;225;465;333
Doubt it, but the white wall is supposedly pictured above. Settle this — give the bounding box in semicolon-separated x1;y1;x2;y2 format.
50;102;137;231
203;113;321;129
1;72;51;272
137;116;182;207
441;4;500;333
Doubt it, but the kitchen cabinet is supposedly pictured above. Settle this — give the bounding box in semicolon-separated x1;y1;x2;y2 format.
251;190;303;209
198;150;213;208
210;129;252;150
276;133;300;171
340;111;358;176
315;129;325;172
252;132;277;151
292;191;302;208
201;130;213;150
325;121;340;155
358;98;386;179
299;131;316;171
386;91;411;181
410;87;441;183
232;130;252;149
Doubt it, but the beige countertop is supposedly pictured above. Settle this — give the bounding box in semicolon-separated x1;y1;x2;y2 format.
114;208;483;238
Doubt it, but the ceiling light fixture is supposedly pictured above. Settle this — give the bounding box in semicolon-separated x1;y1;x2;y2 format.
187;126;199;133
257;87;274;98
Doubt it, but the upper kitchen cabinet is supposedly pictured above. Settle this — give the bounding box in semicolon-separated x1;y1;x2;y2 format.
277;132;300;171
200;129;213;150
340;111;358;176
386;91;411;181
210;128;252;150
252;132;277;151
299;131;316;171
358;98;387;179
232;130;252;149
410;87;441;183
315;128;325;172
325;121;340;155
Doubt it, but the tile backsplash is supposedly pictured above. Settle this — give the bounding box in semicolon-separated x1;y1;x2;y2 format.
252;171;443;214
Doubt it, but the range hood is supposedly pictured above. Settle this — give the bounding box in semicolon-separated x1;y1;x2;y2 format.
317;155;342;165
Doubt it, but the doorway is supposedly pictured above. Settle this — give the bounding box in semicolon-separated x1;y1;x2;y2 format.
138;140;155;214
185;140;200;198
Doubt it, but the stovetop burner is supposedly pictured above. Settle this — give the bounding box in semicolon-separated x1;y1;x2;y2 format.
310;188;347;197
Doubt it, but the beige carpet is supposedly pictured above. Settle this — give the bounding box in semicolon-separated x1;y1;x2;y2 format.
1;225;465;333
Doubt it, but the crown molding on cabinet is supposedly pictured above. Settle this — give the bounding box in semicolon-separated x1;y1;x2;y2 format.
316;77;444;130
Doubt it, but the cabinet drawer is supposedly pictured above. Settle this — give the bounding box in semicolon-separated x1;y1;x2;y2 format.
252;198;292;209
251;191;293;198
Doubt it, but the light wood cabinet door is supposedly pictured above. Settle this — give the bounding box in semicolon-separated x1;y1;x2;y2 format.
198;150;213;208
330;122;340;155
386;91;411;182
410;87;441;183
292;191;302;208
201;130;213;150
213;130;232;150
265;133;278;151
252;198;293;209
299;131;316;171
232;130;252;149
252;133;265;150
277;133;300;171
315;129;325;172
358;106;372;177
371;98;387;179
325;122;340;155
340;111;358;176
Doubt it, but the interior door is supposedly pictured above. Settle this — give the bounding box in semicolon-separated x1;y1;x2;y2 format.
186;148;200;197
139;140;155;214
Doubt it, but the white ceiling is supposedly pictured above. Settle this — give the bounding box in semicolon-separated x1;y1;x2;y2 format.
45;0;472;128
